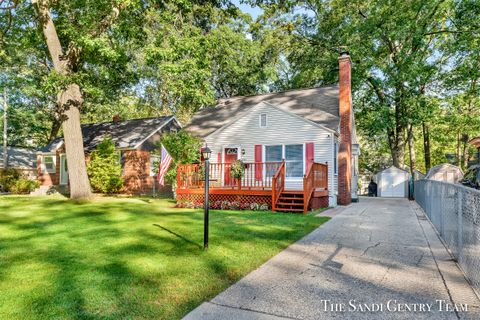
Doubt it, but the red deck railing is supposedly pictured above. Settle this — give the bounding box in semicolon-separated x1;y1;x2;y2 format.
177;162;283;191
303;162;329;212
177;161;328;212
271;161;285;211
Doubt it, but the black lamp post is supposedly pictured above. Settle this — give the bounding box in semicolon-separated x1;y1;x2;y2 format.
201;145;212;249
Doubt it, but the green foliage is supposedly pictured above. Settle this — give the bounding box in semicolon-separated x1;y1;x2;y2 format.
10;178;40;194
0;168;39;193
87;137;124;193
160;131;201;185
136;3;283;123
254;0;479;171
0;168;22;192
1;1;283;147
230;159;245;179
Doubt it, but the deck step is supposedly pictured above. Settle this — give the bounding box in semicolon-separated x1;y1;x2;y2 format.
279;196;304;200
274;190;307;213
279;194;304;198
281;190;304;195
275;207;305;213
276;202;304;207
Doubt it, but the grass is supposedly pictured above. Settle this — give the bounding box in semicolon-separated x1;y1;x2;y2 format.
0;195;329;320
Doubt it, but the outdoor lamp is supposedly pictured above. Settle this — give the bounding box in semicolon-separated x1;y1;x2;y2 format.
203;144;211;249
202;146;212;161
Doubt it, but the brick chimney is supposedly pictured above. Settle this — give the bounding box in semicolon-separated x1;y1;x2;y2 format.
337;52;352;205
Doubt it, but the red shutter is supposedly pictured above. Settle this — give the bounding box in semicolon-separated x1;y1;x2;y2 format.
254;145;263;180
217;152;221;163
200;147;205;162
306;142;314;172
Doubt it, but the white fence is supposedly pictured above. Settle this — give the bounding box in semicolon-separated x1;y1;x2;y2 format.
414;179;480;294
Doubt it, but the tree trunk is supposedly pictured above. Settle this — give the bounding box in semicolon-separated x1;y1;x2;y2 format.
407;123;416;176
422;121;431;171
48;112;62;142
393;130;406;168
462;134;469;169
35;0;91;199
456;131;462;167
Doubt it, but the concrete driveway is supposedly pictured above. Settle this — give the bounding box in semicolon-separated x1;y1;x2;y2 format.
184;198;480;320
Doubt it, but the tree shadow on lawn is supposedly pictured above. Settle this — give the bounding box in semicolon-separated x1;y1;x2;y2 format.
153;224;203;249
0;199;326;319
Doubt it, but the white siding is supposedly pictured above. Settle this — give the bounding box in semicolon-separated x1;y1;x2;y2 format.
204;102;337;205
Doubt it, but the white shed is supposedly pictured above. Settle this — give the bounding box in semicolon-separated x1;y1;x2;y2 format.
376;166;410;198
425;164;463;184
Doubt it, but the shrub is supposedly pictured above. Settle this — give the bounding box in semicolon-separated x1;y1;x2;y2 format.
11;178;40;194
0;169;39;194
0;168;23;192
87;137;124;193
160;131;202;186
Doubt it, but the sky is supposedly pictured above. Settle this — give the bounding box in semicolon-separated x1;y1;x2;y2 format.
231;0;264;19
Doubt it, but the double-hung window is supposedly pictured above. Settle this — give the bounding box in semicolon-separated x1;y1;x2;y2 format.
285;144;303;178
42;155;56;173
265;145;282;177
264;144;304;178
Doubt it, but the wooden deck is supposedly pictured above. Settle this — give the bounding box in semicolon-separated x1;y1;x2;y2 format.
176;161;328;213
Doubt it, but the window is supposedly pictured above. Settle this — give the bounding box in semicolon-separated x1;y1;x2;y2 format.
285;144;303;178
334;143;338;174
265;144;304;178
150;155;161;176
259;113;267;127
43;156;55;173
265;145;282;176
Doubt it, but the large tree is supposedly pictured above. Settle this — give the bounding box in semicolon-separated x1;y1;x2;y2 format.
250;0;479;171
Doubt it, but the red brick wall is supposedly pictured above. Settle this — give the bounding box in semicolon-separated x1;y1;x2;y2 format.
37;152;60;186
121;150;171;195
37;149;171;195
338;53;352;205
309;196;329;210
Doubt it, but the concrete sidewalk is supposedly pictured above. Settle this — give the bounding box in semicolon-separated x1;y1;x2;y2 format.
184;198;480;320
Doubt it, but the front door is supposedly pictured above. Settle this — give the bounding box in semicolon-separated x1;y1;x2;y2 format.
60;154;69;185
224;148;238;186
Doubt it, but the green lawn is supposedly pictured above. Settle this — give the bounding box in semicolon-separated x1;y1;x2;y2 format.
0;196;329;320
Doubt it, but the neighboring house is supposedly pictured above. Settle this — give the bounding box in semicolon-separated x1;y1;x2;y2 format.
0;146;37;179
469;136;480;166
425;164;463;184
376;166;410;198
37;116;181;194
179;52;359;211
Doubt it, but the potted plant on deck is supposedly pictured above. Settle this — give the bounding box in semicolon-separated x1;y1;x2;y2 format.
230;160;246;187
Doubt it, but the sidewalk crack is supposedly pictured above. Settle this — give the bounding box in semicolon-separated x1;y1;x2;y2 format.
361;242;381;256
208;301;303;320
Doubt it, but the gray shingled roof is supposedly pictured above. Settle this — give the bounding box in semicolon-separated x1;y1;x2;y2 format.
0;147;37;169
42;116;176;153
185;85;340;138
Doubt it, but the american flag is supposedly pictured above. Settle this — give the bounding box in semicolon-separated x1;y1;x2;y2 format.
157;145;173;186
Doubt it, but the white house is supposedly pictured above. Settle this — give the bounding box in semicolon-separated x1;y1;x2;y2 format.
179;52;359;211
